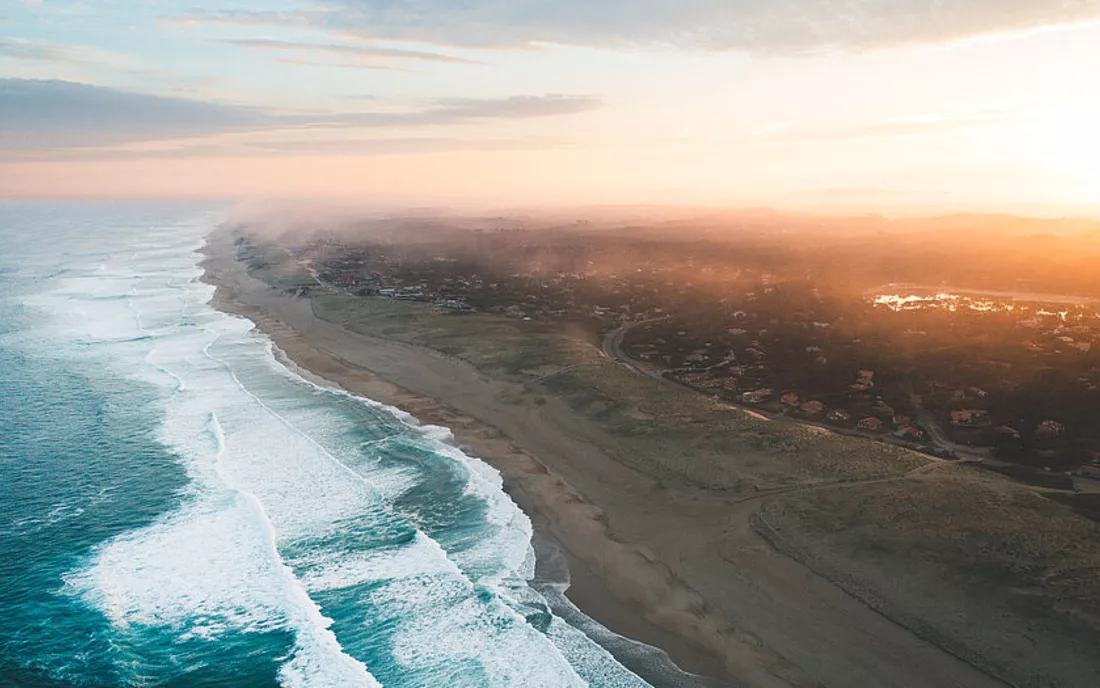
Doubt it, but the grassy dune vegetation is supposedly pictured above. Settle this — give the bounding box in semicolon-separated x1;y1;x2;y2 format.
310;292;930;492
248;240;1100;687
759;467;1100;687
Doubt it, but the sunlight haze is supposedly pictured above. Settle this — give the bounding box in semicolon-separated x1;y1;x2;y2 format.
2;2;1100;213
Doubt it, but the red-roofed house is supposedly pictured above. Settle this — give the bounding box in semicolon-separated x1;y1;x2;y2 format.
858;417;884;431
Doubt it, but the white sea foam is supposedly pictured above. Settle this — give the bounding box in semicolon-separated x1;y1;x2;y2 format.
35;216;648;687
265;354;536;584
296;532;462;594
44;223;381;687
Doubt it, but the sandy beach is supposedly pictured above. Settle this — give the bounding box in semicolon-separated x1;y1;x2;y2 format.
201;227;1010;688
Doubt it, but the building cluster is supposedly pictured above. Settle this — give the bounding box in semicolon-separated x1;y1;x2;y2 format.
272;233;1100;472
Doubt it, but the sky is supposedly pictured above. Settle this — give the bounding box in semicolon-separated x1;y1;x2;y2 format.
2;0;1100;213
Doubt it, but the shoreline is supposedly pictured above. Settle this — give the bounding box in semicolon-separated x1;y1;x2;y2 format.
200;232;724;686
200;226;1011;688
266;339;715;686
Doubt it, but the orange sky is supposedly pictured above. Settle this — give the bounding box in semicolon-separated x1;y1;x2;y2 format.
3;2;1100;214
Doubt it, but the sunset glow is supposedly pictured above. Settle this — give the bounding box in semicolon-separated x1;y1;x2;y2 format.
7;5;1100;685
2;3;1100;214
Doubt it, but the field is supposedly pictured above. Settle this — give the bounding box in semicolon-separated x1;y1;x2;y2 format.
758;466;1100;687
311;292;928;492
232;239;1100;687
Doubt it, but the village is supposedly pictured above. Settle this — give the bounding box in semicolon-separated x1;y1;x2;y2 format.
256;229;1100;477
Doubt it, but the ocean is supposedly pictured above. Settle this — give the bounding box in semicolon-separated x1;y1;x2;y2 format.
0;203;650;687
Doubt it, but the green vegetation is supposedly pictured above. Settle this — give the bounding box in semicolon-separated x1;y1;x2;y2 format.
240;225;1100;687
284;217;1100;470
759;467;1100;687
309;291;928;491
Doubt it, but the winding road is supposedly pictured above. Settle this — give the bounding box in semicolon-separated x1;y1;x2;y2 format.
601;317;671;381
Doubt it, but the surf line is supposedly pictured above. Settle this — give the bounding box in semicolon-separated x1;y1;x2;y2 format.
206;410;382;688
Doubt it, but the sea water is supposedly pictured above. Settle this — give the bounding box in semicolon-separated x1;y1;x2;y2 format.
0;203;649;687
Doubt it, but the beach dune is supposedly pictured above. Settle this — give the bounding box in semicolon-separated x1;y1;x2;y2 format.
202;227;1016;688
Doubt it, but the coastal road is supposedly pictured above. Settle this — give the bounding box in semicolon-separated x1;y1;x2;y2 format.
606;329;1006;468
602;317;670;382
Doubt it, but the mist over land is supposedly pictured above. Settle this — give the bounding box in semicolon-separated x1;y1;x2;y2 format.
211;203;1100;686
7;0;1100;684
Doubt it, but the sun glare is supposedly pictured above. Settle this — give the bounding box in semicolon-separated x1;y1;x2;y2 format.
1034;105;1100;200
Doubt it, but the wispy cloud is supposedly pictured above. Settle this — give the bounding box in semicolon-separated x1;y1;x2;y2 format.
217;38;482;65
11;135;573;161
427;95;603;119
0;37;122;65
275;57;411;72
245;135;571;156
0;79;602;153
734;107;1022;146
0;38;68;61
169;1;1100;53
162;9;322;29
0;79;269;150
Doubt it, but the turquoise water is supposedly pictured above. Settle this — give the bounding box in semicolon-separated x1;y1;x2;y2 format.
0;203;649;687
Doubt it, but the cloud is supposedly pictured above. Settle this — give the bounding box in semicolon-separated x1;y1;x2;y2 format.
276;57;410;72
0;79;601;152
244;135;572;156
217;38;482;65
0;79;270;150
0;37;122;64
0;38;68;61
427;95;603;119
162;9;322;29
9;135;572;161
295;94;602;128
734;107;1022;146
170;1;1100;52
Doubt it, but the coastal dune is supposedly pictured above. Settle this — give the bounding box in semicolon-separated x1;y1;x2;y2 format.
201;227;1011;688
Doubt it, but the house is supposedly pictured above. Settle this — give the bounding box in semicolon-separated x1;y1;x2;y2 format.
858;417;884;431
741;388;773;404
994;425;1021;440
800;400;826;415
1078;465;1100;480
1035;420;1066;439
851;369;875;392
435;299;473;312
780;392;800;407
893;425;924;440
685;350;708;363
950;409;989;427
826;409;851;422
